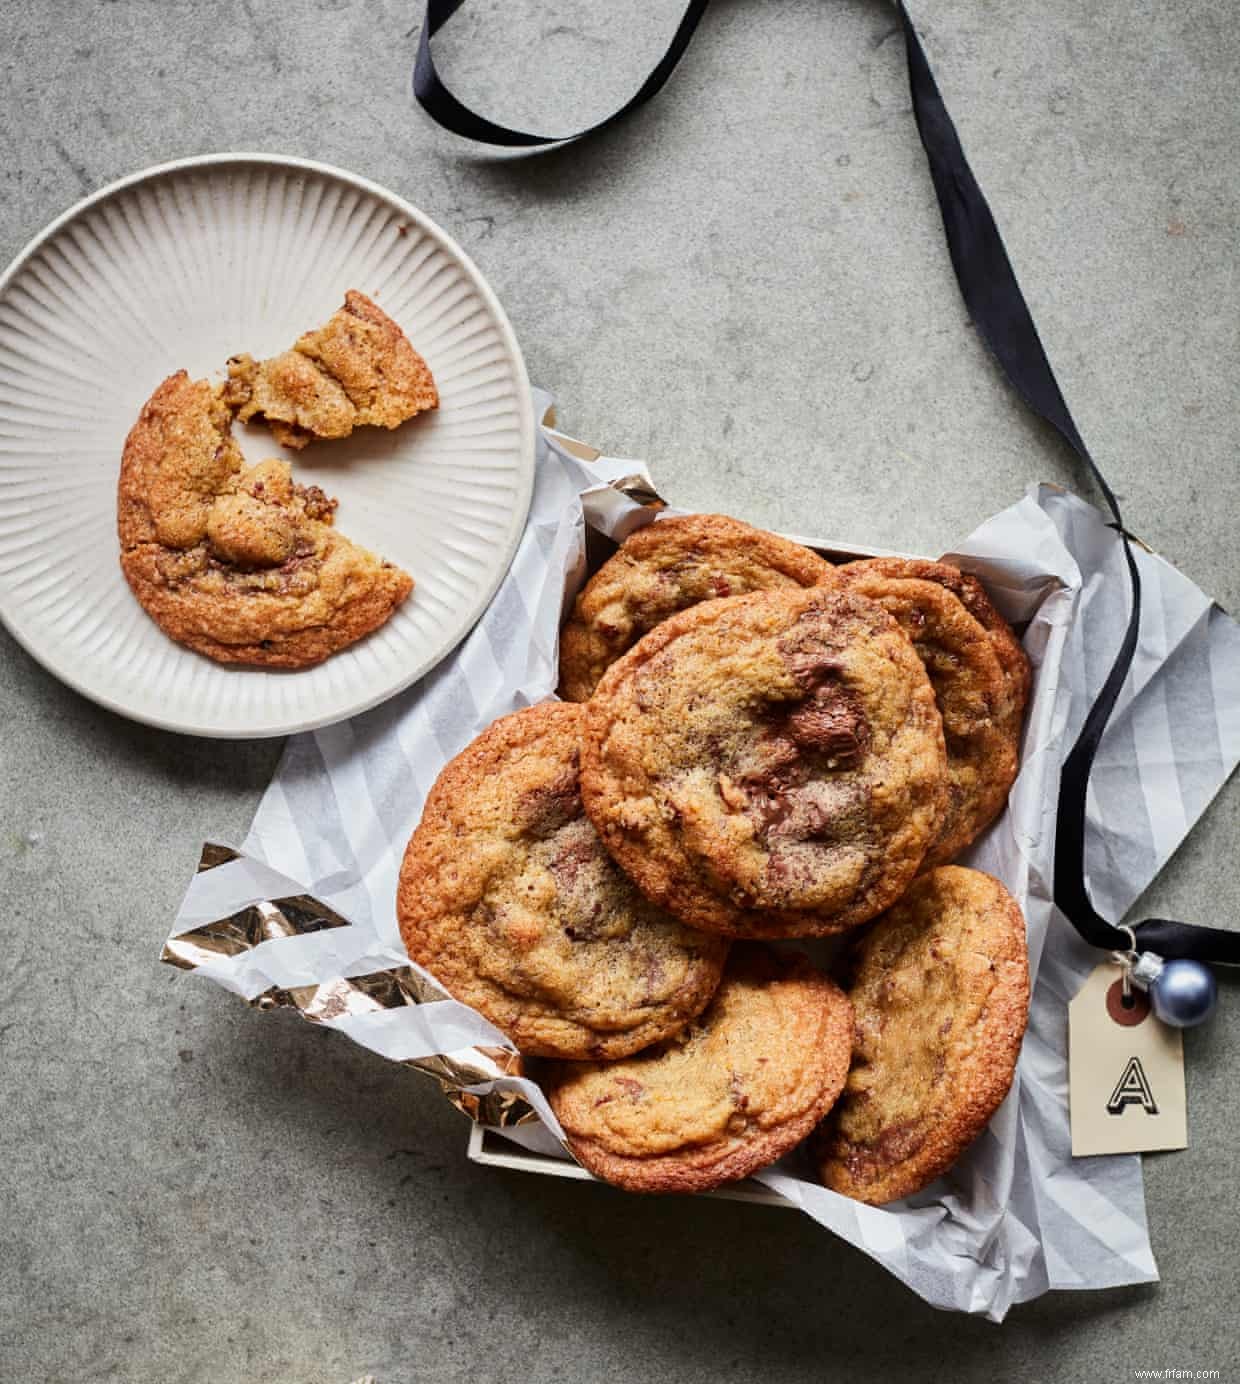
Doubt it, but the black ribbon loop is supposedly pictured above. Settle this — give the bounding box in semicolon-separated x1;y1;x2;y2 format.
415;0;711;147
413;2;1239;967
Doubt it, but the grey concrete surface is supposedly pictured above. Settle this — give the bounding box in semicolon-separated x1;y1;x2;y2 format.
2;1;1239;1380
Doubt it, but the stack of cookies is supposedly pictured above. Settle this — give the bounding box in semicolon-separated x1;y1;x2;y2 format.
398;515;1032;1205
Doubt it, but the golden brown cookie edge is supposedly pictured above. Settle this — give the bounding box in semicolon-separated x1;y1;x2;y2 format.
558;513;835;703
120;544;413;669
816;866;1030;1205
842;557;1031;725
548;946;854;1194
835;565;1019;867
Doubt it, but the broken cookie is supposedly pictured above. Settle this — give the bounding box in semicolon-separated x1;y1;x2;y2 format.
118;370;412;668
224;290;438;449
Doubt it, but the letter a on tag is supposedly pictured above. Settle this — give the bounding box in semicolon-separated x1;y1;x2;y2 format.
1068;964;1187;1156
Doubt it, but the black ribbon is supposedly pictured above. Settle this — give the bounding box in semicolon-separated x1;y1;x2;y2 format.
415;0;711;146
414;2;1240;967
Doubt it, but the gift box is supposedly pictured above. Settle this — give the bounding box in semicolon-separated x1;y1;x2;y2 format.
164;391;1240;1320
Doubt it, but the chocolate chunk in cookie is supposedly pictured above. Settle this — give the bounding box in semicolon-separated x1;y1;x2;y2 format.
225;290;437;449
118;371;412;667
397;703;729;1060
816;866;1029;1205
580;585;949;937
835;564;1019;866
559;514;834;702
548;944;853;1194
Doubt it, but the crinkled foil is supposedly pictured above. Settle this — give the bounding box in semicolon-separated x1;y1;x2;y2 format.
162;845;535;1127
162;844;353;966
605;472;664;509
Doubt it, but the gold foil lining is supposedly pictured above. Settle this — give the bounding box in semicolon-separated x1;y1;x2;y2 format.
608;472;665;509
162;844;537;1127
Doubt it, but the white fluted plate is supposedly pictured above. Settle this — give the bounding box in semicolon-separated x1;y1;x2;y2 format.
0;154;535;738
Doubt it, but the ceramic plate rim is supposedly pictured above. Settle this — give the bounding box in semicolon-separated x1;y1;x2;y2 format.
0;151;536;739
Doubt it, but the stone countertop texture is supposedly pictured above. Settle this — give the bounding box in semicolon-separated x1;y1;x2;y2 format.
2;1;1238;1380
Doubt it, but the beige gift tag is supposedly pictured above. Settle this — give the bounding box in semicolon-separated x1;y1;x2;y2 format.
1068;963;1187;1156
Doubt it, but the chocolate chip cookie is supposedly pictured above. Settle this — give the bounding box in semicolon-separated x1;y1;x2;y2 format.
397;702;729;1060
118;371;412;667
225;290;438;449
580;586;949;937
559;514;834;702
835;564;1018;865
816;866;1029;1205
548;944;853;1194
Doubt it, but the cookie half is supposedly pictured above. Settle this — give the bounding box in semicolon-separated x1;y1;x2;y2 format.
580;585;949;937
225;290;438;449
835;565;1018;865
397;702;729;1060
816;866;1029;1205
548;944;853;1194
559;513;834;702
118;372;412;667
